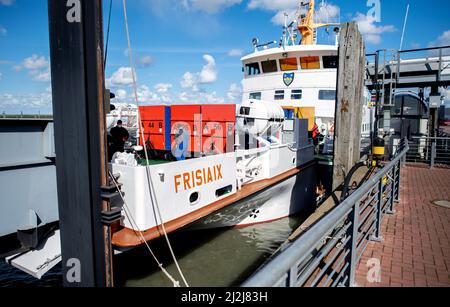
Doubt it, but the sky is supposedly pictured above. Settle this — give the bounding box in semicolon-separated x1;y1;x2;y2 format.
0;0;449;114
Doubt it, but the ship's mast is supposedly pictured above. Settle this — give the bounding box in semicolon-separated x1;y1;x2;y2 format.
297;0;339;45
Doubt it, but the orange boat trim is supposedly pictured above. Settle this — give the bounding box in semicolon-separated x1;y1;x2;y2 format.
112;167;301;248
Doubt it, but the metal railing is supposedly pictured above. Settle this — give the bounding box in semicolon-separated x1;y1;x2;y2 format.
399;136;450;168
242;141;409;287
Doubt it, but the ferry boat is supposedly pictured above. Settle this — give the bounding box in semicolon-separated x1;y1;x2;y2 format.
110;0;369;249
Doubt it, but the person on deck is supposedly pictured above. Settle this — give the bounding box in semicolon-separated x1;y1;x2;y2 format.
110;120;129;158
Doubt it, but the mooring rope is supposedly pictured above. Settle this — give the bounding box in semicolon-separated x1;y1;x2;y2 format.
121;0;190;287
108;172;180;287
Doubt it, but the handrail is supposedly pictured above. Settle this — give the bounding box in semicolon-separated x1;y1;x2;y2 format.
242;142;409;287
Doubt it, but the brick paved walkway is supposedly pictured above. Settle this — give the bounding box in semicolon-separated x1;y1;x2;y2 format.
355;165;450;287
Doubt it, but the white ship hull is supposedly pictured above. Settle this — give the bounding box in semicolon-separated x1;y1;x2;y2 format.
186;163;316;230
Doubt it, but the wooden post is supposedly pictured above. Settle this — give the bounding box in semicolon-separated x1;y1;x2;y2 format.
48;0;114;287
332;22;366;190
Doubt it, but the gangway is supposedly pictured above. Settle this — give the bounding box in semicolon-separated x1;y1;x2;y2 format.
366;46;450;90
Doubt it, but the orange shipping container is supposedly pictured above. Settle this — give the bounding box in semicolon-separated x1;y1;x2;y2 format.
201;104;236;122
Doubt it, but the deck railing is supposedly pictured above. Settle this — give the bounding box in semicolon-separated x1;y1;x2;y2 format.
242;140;409;287
397;136;450;168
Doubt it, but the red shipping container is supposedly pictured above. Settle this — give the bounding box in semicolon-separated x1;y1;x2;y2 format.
138;106;171;151
139;105;167;121
141;133;169;151
170;135;202;154
202;136;227;154
141;120;165;135
202;122;235;138
170;105;201;121
171;121;201;138
201;104;236;122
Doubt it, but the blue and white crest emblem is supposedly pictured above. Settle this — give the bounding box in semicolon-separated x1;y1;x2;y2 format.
283;72;294;86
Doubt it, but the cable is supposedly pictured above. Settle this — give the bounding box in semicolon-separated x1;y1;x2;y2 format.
104;0;113;70
121;0;189;287
108;172;181;287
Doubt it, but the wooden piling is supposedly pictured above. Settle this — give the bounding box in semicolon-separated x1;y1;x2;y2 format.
332;22;366;190
48;0;113;287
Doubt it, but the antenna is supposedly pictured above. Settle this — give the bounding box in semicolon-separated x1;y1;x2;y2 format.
399;4;410;51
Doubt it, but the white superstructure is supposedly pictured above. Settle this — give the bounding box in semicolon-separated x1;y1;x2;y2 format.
241;44;339;135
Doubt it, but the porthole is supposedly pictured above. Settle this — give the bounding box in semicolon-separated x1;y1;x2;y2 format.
189;192;200;204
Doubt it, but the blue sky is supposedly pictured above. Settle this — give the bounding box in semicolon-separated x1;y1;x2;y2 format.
0;0;449;114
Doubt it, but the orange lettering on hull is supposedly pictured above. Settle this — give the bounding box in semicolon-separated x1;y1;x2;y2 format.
173;164;223;193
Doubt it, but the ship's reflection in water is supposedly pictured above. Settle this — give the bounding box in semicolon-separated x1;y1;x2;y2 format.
115;214;307;287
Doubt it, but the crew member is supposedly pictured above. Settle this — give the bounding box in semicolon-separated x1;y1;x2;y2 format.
110;120;129;156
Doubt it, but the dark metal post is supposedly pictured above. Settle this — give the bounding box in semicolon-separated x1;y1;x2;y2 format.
371;179;384;242
48;0;114;287
430;141;436;168
387;166;396;214
348;202;360;286
395;160;401;202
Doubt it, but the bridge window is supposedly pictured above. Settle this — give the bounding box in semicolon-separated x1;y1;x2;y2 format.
279;57;298;71
274;90;285;100
249;92;261;100
300;56;320;69
261;59;278;73
319;90;336;100
291;89;303;100
245;62;261;76
323;55;338;69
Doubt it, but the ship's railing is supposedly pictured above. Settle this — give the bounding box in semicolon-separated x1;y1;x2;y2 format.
395;136;450;168
242;140;409;287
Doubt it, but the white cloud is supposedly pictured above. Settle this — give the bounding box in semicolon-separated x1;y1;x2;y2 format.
21;55;49;70
180;54;218;91
352;13;396;45
115;89;127;100
180;71;199;91
227;83;242;101
178;90;225;104
0;90;52;110
154;83;173;94
154;83;173;102
138;55;155;68
14;55;51;82
30;69;51;82
107;67;135;86
249;0;339;28
270;9;298;26
183;0;242;14
0;0;14;6
136;85;162;103
0;25;6;36
247;0;297;12
199;54;217;83
429;30;450;48
228;49;243;57
315;3;340;24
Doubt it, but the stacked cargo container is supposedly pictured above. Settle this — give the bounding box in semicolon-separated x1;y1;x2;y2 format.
138;105;171;151
170;104;202;154
201;104;235;154
139;104;236;158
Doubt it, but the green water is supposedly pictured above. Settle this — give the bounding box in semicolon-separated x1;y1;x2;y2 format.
114;216;305;287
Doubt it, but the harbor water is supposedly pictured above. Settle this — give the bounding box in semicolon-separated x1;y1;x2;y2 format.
0;214;307;287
